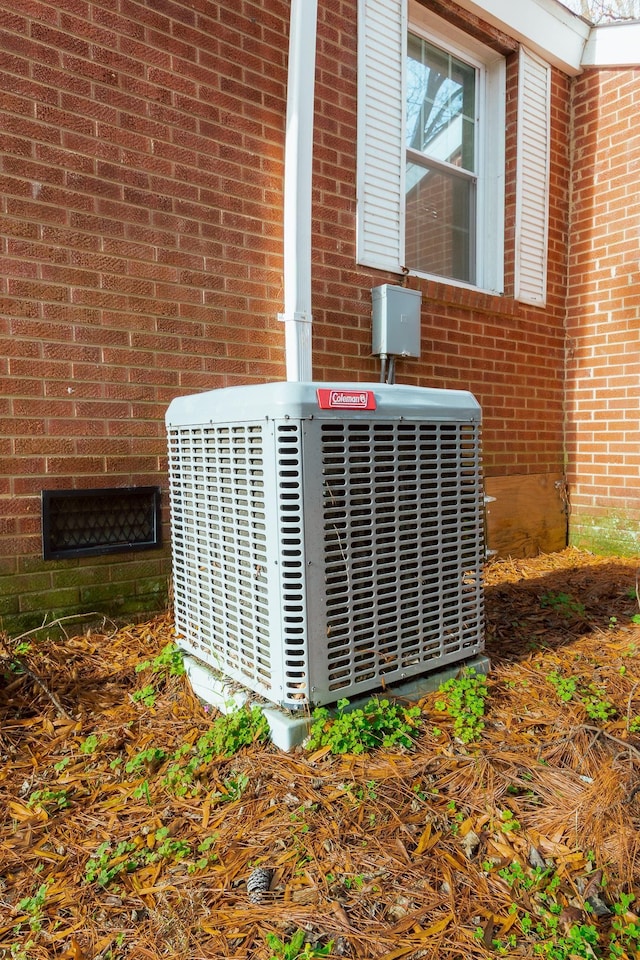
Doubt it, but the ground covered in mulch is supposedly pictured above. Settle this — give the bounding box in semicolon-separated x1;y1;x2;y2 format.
2;548;640;960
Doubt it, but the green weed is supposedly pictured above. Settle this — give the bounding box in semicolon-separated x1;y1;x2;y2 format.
204;705;270;757
434;668;489;743
84;838;140;887
163;706;269;796
483;854;640;960
15;880;51;933
136;641;185;677
581;683;616;721
124;746;167;775
265;928;334;960
10;942;36;960
188;834;219;874
609;892;640;959
84;826;198;888
342;873;365;890
94;932;126;960
132;779;152;804
26;788;71;812
547;671;616;721
446;799;466;835
540;591;586;618
535;921;600;959
131;642;185;709
132;683;156;707
498;808;520;832
80;733;101;754
546;671;577;702
306;697;421;755
497;860;533;890
217;772;249;802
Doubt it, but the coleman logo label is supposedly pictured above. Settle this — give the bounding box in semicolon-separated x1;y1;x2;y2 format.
316;389;376;410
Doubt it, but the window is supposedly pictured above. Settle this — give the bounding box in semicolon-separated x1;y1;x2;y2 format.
405;34;479;284
358;0;551;303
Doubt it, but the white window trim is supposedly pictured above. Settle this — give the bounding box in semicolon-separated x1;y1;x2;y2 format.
407;8;506;293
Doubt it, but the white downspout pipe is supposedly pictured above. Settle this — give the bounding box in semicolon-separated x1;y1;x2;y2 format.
279;0;318;382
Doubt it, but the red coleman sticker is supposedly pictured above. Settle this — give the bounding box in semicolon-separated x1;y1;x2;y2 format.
316;388;376;410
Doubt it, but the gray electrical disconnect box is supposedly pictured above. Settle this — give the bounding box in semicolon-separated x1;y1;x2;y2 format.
371;284;422;358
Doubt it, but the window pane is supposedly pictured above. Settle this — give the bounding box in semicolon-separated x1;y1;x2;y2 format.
406;34;476;173
405;161;475;284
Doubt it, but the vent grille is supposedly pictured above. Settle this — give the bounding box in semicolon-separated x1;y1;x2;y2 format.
42;487;161;560
168;423;274;696
319;421;483;695
276;423;309;702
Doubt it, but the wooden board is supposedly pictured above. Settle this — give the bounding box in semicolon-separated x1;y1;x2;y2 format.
485;473;568;559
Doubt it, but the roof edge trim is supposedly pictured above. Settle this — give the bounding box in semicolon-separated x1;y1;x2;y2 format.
451;0;589;75
582;21;640;67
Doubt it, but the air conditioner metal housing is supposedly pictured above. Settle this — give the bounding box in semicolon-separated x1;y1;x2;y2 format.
166;381;484;709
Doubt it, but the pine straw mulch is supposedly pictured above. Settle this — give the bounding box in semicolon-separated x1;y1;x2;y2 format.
3;547;640;960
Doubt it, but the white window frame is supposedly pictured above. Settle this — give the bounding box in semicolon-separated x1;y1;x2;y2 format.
405;11;505;292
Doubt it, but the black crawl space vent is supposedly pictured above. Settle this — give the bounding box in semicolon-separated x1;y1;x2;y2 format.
42;487;162;560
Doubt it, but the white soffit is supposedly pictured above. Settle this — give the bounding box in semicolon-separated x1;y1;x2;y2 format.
453;0;589;75
582;22;640;67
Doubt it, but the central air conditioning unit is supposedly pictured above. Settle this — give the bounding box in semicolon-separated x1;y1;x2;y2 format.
166;381;484;710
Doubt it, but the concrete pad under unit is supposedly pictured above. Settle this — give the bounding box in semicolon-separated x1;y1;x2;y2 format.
184;653;491;752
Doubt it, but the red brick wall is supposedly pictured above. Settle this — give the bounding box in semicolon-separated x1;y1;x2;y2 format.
0;0;290;632
0;0;571;634
566;66;640;555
